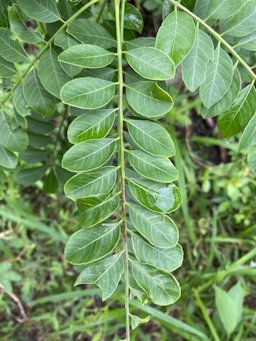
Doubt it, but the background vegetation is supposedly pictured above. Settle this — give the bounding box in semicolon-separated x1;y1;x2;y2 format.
0;0;256;340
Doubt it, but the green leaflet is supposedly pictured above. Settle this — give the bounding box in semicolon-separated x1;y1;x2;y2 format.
218;83;256;138
201;67;241;118
126;119;175;157
123;3;144;33
0;56;17;78
199;45;234;108
23;69;56;117
67;19;116;49
182;28;214;92
131;233;183;272
221;0;256;38
43;168;59;194
16;0;61;23
38;48;70;98
60;77;116;109
130;259;181;306
59;44;115;69
126;81;173;118
77;195;119;228
128;177;182;213
54;31;82;77
0;145;18;169
0;28;27;63
16;165;48;186
207;0;244;20
128;204;179;248
64;223;121;265
127;150;178;183
9;5;43;43
156;10;196;65
194;0;212;18
215;283;243;336
20;147;49;163
62;138;116;172
13;86;30;117
75;253;124;301
54;31;79;50
236;31;256;51
0;113;28;152
248;150;256;172
64;166;117;201
125;37;155;50
239;113;256;151
68;109;116;143
125;47;175;80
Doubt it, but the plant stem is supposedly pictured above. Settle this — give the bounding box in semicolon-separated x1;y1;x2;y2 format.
0;0;100;108
114;0;130;339
193;290;221;341
168;0;256;81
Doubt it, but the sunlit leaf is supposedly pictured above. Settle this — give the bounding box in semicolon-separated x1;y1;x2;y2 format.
75;253;124;300
64;223;121;265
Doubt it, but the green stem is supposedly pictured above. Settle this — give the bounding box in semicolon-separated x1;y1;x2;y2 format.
114;0;130;339
0;0;100;108
168;0;256;81
193;290;221;341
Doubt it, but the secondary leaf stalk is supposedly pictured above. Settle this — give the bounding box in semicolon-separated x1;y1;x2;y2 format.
114;0;130;339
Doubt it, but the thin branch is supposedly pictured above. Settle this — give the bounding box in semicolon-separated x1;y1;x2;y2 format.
0;284;27;322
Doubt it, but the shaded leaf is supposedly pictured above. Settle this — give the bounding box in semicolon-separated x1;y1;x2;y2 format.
0;56;17;78
156;10;195;65
9;4;43;43
67;19;116;49
38;48;70;98
0;145;18;169
201;67;241;118
23;69;56;117
182;28;214;92
239;113;256;151
208;0;243;20
0;113;28;152
199;45;234;108
221;0;256;37
16;165;48;185
123;3;143;33
13;86;30;117
218;83;256;137
16;0;61;23
0;28;27;62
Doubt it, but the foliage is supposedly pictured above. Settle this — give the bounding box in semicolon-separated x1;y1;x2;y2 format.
0;0;256;339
